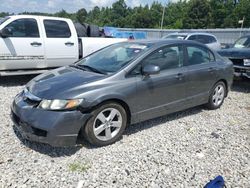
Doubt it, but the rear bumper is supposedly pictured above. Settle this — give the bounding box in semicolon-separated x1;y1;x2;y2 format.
11;93;91;147
234;65;250;78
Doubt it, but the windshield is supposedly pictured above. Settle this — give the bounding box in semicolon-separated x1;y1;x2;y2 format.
163;34;187;40
76;43;151;74
0;17;10;26
234;36;250;48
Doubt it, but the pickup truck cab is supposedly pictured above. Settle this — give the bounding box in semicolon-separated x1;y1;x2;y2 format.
0;15;126;76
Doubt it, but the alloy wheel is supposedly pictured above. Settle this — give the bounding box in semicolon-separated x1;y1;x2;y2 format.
93;108;123;141
212;84;225;107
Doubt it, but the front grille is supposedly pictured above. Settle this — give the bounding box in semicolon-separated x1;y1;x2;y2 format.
230;58;243;66
235;67;247;73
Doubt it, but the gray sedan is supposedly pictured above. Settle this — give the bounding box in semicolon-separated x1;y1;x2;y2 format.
11;40;234;147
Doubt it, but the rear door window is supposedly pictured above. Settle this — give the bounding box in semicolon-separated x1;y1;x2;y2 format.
186;46;215;66
44;20;71;38
197;35;217;44
187;35;197;40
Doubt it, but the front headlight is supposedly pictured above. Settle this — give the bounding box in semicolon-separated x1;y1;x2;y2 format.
243;59;250;66
38;99;83;110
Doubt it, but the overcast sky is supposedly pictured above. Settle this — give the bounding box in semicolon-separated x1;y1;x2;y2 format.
0;0;179;13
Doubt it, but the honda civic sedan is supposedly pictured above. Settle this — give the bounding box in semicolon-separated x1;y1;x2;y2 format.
11;40;234;147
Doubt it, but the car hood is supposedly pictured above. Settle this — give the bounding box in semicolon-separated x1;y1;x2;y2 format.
27;66;107;99
217;48;250;59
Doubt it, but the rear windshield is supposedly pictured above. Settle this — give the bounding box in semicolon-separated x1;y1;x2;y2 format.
163;34;187;40
0;17;10;26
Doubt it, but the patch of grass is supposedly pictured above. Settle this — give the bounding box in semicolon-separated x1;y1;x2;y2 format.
68;162;91;172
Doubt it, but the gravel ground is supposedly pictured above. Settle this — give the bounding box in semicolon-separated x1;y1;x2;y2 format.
0;76;249;188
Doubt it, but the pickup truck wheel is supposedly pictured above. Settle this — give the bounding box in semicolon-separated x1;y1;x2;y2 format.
83;102;127;146
206;81;226;110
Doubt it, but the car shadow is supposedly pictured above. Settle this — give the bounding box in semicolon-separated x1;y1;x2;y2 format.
12;106;203;157
124;106;203;136
12;125;83;157
231;78;250;93
0;75;36;87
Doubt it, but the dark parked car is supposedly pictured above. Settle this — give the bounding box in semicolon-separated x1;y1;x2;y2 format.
11;40;234;147
218;35;250;79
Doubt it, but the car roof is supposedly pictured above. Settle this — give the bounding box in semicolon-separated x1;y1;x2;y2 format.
129;39;208;48
168;32;216;37
9;14;71;21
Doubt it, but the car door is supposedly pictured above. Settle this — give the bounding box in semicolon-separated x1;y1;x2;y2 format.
130;45;189;122
184;44;219;105
0;18;45;70
41;18;78;67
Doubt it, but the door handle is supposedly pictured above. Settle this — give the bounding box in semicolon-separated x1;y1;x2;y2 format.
30;42;42;46
175;73;184;80
65;42;74;46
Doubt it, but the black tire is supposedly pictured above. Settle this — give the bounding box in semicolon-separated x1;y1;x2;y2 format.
206;81;226;110
74;22;88;37
88;24;100;37
83;102;127;146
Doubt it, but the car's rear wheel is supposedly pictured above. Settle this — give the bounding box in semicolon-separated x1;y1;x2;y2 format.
206;81;226;110
83;102;127;146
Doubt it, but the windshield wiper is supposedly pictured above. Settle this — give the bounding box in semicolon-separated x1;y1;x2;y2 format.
69;64;86;71
78;65;107;75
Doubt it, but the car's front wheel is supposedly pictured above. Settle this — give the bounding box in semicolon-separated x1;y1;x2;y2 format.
206;81;226;110
83;102;127;146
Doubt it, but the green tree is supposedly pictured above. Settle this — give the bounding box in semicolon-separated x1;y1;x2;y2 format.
164;1;188;29
86;6;101;25
150;2;164;28
0;0;246;29
129;5;154;28
55;9;71;18
232;0;250;28
0;12;10;18
76;8;87;24
183;0;211;29
209;0;236;28
97;7;112;26
110;0;128;27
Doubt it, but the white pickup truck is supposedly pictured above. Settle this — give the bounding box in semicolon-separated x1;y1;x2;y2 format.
0;15;126;76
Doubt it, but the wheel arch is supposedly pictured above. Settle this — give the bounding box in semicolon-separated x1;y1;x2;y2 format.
217;79;228;97
77;98;131;144
78;97;131;131
91;98;132;125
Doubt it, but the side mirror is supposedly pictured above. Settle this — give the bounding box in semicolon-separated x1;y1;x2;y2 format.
0;28;12;38
142;64;160;76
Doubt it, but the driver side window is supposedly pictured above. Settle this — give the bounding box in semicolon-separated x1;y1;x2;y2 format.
130;45;183;76
4;18;39;38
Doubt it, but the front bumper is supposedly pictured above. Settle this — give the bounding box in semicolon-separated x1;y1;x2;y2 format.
233;65;250;78
11;93;91;147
